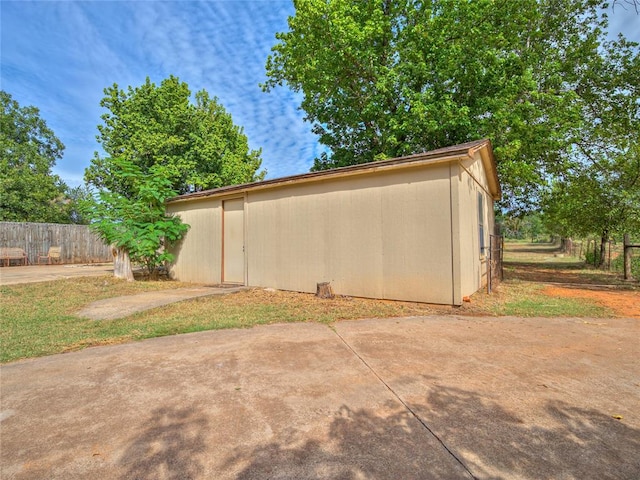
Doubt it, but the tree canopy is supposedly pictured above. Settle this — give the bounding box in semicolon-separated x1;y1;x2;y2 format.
264;0;640;213
541;140;640;263
0;90;72;223
85;75;264;196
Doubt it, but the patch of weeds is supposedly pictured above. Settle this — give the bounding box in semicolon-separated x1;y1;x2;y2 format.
0;276;195;363
479;281;610;317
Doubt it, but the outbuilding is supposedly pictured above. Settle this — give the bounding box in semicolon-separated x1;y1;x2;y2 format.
166;138;500;305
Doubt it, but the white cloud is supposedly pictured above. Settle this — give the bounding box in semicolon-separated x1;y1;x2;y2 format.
3;1;637;188
1;0;318;186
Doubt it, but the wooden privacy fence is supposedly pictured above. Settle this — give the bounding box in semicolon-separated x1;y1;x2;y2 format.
0;222;112;265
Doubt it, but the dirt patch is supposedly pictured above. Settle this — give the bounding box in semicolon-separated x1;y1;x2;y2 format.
505;263;626;285
502;242;640;318
541;286;640;318
504;249;629;286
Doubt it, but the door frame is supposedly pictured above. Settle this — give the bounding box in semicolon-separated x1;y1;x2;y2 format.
221;195;246;285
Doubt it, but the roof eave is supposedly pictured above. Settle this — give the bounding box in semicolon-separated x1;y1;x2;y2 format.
166;138;500;204
167;153;468;204
476;141;501;200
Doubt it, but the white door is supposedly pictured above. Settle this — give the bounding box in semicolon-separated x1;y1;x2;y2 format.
223;198;244;284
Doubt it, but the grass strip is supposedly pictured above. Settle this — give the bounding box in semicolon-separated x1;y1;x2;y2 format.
1;275;612;364
1;278;446;363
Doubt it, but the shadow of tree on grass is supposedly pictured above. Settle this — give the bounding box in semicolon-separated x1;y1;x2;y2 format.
502;243;629;286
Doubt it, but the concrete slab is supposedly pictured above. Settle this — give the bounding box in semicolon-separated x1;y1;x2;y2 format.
0;322;471;480
76;286;248;320
1;316;638;479
0;264;113;286
335;316;640;479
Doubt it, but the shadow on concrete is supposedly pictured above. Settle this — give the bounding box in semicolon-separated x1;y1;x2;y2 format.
224;384;640;479
224;402;471;479
119;406;208;480
419;382;640;479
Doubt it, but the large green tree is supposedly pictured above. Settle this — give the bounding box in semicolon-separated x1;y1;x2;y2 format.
85;76;264;280
86;76;264;195
264;0;640;211
0;91;70;223
542;22;640;260
542;142;640;264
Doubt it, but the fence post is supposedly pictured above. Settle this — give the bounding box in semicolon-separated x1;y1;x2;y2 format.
624;234;633;281
487;235;504;293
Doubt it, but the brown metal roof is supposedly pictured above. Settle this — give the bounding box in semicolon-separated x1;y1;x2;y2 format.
167;138;500;203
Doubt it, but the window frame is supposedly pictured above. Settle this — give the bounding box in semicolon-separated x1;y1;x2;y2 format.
478;192;485;257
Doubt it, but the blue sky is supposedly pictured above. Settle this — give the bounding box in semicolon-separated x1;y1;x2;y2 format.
1;1;639;188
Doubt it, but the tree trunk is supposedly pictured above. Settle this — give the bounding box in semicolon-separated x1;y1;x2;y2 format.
113;246;134;281
624;234;634;281
316;282;334;299
598;232;608;268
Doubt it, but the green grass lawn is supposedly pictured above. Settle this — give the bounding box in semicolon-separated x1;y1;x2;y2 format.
0;277;449;363
1;277;189;362
1;264;615;364
472;281;612;317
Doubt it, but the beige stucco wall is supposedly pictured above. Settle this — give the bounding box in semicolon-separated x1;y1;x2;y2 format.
246;164;455;304
166;152;498;305
456;153;495;298
166;197;223;284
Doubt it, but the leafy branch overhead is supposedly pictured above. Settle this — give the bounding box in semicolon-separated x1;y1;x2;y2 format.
86;75;265;196
264;0;640;214
0;91;86;223
84;158;189;275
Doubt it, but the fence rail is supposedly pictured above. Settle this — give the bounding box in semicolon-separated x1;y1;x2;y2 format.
559;235;639;280
0;222;112;265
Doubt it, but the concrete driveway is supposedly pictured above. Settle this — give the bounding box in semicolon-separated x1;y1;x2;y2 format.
1;316;638;479
0;264;114;286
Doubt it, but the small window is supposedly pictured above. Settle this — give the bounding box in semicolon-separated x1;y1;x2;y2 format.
478;193;485;255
